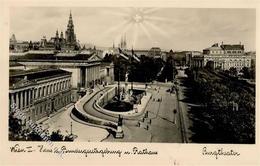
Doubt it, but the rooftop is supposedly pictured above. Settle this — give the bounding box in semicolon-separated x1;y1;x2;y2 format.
9;61;24;67
220;44;244;50
10;68;71;89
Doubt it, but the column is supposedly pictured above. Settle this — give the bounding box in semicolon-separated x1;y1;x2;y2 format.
20;91;23;109
94;67;96;81
15;92;19;109
95;67;96;83
48;85;50;95
33;89;36;99
90;68;92;84
86;68;89;87
11;93;15;105
57;82;59;92
28;89;32;106
92;67;94;85
50;84;52;94
25;90;28;107
54;83;56;93
39;87;42;98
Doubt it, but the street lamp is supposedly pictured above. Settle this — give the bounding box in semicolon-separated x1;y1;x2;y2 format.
173;109;177;124
70;121;73;135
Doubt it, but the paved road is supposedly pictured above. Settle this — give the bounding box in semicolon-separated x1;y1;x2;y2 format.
105;83;182;143
145;85;182;143
176;69;193;143
69;82;184;143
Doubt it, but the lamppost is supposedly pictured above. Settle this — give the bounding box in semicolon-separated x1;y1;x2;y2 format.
173;109;177;124
70;121;73;135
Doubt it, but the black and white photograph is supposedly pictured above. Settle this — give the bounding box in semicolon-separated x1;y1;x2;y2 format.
8;7;256;144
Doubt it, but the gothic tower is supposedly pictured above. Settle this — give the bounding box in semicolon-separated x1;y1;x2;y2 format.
65;11;77;46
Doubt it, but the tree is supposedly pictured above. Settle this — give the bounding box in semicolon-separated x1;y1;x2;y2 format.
241;67;250;79
9;113;22;140
229;67;237;76
50;130;64;141
27;131;43;141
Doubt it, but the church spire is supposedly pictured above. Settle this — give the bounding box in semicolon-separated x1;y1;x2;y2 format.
60;31;64;39
56;29;59;38
66;10;76;45
67;10;74;28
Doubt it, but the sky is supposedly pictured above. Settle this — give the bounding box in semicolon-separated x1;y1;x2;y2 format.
10;7;256;51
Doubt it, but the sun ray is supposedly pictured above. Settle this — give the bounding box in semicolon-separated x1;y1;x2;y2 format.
132;23;140;47
101;10;130;17
145;15;174;23
143;8;161;14
114;23;134;46
143;20;169;39
139;22;154;42
96;19;131;41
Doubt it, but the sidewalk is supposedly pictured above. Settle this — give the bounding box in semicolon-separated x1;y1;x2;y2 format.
39;103;109;142
35;86;111;142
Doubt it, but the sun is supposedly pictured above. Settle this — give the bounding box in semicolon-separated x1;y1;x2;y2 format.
99;8;172;48
133;13;143;23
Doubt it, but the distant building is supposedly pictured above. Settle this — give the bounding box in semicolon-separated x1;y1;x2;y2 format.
9;68;72;128
9;50;114;93
39;11;80;51
9;34;30;52
99;62;115;85
203;43;251;71
118;34;127;50
148;47;161;58
186;51;203;68
172;51;188;66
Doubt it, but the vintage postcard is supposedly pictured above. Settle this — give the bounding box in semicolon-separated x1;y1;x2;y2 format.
0;0;259;165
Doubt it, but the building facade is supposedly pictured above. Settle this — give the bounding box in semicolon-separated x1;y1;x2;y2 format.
9;68;72;128
203;43;251;71
100;62;115;85
148;47;162;58
186;51;204;68
40;11;79;51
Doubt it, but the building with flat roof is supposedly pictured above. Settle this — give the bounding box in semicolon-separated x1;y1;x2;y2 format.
148;47;162;58
9;68;72;128
203;43;251;70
